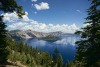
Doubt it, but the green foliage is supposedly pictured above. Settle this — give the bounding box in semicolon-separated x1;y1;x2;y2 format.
53;47;59;64
74;0;100;67
57;54;63;67
7;39;36;66
0;0;24;64
41;35;60;42
0;16;9;63
66;61;84;67
0;0;25;17
52;48;64;67
42;52;52;67
5;38;65;67
6;38;55;67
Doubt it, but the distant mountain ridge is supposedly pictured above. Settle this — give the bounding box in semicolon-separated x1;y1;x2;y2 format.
7;30;75;40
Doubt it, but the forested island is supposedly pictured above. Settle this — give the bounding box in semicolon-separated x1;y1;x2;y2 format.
39;35;60;42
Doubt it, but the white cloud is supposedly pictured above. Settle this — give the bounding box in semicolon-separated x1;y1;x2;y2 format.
8;22;28;29
34;2;50;10
22;12;29;21
31;0;37;2
3;12;18;22
2;11;79;33
39;24;46;29
54;38;77;46
3;11;29;22
76;10;82;13
55;39;68;45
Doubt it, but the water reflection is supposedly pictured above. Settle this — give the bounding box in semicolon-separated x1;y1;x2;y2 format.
25;35;80;64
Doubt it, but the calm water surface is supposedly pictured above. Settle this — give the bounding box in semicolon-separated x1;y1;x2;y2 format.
25;35;80;64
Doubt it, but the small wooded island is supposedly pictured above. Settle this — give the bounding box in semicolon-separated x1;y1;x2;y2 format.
39;35;60;42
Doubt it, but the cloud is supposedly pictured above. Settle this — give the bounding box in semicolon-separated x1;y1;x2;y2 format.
76;10;82;13
8;22;28;29
22;12;29;21
31;0;37;2
54;38;76;46
54;36;80;46
3;11;29;22
2;11;79;33
34;2;50;10
3;12;18;22
55;39;68;45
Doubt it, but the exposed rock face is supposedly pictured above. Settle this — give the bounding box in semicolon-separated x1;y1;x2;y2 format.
7;30;69;40
26;30;46;38
25;30;64;38
49;31;64;37
7;30;32;39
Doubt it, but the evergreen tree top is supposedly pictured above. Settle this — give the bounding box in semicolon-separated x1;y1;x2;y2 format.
0;0;25;17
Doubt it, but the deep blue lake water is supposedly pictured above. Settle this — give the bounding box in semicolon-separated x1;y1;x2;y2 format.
24;35;80;64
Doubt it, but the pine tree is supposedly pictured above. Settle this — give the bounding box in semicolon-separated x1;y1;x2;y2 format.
66;61;72;67
75;0;100;66
0;16;9;63
17;41;24;53
57;54;63;67
53;47;59;64
0;0;24;64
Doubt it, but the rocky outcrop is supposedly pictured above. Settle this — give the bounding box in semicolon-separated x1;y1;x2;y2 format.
7;30;70;40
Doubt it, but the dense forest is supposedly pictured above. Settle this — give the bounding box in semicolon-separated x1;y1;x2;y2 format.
0;38;63;67
0;0;100;67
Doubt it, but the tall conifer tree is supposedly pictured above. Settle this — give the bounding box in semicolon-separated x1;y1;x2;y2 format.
57;54;63;67
75;0;100;66
0;0;24;64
